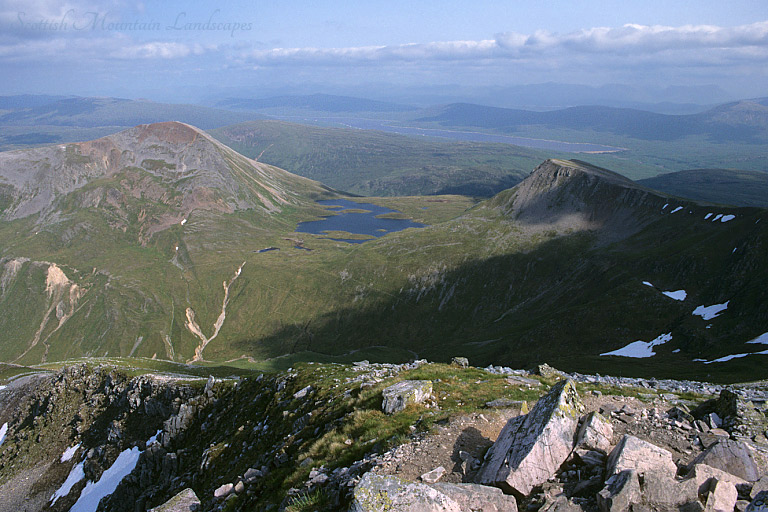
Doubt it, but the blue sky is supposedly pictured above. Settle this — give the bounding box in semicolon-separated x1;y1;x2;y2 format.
2;0;768;103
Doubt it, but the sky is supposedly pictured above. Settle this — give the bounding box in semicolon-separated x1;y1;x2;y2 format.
2;0;768;104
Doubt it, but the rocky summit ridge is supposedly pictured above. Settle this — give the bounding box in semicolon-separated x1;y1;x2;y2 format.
0;359;766;511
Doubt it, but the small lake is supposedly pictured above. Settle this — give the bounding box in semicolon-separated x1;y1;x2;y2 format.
295;199;425;243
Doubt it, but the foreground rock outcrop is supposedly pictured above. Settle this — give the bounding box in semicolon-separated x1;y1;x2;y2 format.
475;379;584;496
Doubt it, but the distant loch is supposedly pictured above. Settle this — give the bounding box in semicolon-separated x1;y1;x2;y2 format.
296;199;425;243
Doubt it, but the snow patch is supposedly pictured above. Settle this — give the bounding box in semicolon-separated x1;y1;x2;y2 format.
732;248;737;254
61;443;81;462
642;281;654;287
69;446;141;512
670;206;683;214
51;462;85;505
180;218;187;225
672;349;681;353
600;333;672;358
0;423;7;446
705;213;713;219
147;430;161;446
662;290;687;301
692;301;729;321
702;350;768;364
720;214;735;223
0;385;6;391
747;332;768;345
712;214;723;222
662;203;669;210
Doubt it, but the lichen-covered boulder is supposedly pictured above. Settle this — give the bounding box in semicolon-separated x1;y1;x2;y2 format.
475;379;583;497
606;435;677;479
350;472;518;512
149;488;200;512
350;473;461;512
381;380;433;415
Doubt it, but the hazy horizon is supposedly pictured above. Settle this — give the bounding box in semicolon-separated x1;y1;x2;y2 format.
2;1;768;106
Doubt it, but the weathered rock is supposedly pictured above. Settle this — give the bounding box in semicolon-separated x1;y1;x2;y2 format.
293;385;312;399
350;473;460;512
643;471;699;510
450;357;469;368
747;491;768;512
606;434;678;479
688;439;760;482
485;398;528;411
421;466;446;484
597;470;641;512
244;467;262;483
148;488;200;512
475;379;583;497
574;449;606;468
700;428;731;448
432;482;519;512
705;479;738;512
752;476;768;499
538;494;584;512
576;411;614;453
686;463;748;496
381;380;433;415
234;480;245;494
536;363;564;379
213;483;234;499
506;375;542;388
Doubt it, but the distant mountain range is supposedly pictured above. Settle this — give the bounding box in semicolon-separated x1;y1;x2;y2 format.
416;99;768;143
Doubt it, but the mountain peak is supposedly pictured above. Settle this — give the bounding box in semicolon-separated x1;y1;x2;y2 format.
132;121;204;145
488;159;674;240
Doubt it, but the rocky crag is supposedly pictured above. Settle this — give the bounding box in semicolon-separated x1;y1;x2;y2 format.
0;360;766;512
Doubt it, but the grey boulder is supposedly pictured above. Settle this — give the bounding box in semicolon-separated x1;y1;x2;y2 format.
381;380;433;415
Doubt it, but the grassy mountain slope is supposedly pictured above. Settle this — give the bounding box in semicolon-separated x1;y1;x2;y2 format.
1;125;767;381
210;120;550;197
638;168;768;207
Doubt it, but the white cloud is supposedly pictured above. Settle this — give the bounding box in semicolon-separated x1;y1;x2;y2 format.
241;20;768;66
111;41;209;59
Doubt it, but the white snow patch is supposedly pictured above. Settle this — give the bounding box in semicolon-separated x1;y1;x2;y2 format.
0;385;6;391
692;301;729;321
693;358;707;362
703;350;768;364
662;203;669;210
600;333;672;358
69;446;141;512
733;248;737;254
712;214;723;222
747;332;768;345
180;218;187;226
662;290;687;301
672;349;681;353
670;206;683;214
51;461;85;505
720;215;735;223
147;430;161;446
705;213;713;219
61;443;81;463
0;423;7;446
642;281;654;287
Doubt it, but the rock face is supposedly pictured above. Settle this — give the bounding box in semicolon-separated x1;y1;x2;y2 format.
748;491;768;512
381;380;433;415
148;488;200;512
475;379;583;496
689;439;761;482
575;411;614;453
606;434;678;478
351;472;517;512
